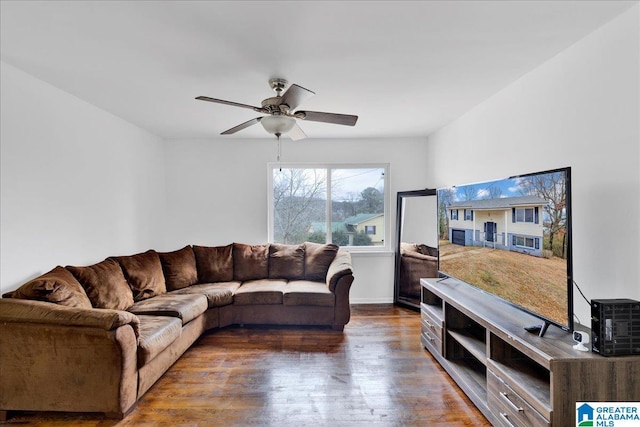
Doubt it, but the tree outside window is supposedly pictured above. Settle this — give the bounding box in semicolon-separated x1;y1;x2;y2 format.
270;165;387;249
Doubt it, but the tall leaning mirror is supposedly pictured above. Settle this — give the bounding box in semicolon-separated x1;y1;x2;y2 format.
394;189;438;309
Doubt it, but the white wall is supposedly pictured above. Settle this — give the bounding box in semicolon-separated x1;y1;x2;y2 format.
163;137;430;303
0;59;430;304
4;5;636;312
0;62;166;293
425;6;640;325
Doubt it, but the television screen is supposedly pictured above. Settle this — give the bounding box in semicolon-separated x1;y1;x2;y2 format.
437;167;573;332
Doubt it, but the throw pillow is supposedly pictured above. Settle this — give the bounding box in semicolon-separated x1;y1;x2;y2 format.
193;244;234;283
268;244;305;280
9;266;92;309
303;242;339;281
157;246;198;291
67;259;134;310
113;250;166;301
233;243;269;282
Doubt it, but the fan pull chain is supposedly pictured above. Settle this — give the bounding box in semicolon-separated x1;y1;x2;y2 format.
277;134;282;171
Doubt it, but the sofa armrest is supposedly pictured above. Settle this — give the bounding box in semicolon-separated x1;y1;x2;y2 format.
326;250;354;328
0;298;139;417
0;298;139;340
326;250;353;292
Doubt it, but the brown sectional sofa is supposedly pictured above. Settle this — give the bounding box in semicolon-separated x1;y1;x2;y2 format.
0;242;354;419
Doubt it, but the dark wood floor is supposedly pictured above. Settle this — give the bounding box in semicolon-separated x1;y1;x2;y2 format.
2;304;490;426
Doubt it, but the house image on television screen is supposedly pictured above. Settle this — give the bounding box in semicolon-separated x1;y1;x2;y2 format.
447;195;547;257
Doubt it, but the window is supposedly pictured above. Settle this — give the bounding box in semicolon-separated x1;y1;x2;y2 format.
513;235;540;249
269;164;388;250
514;207;538;223
451;210;458;220
464;209;473;221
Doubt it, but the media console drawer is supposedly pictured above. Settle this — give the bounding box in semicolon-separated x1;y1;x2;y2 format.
421;307;443;355
421;309;443;339
487;370;550;427
421;325;443;355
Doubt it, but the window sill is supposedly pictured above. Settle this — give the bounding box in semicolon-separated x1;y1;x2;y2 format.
346;250;394;257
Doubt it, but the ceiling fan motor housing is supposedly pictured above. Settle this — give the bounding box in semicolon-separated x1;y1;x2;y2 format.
261;97;291;114
268;78;288;94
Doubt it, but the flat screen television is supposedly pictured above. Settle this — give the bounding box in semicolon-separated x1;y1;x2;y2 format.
437;167;573;336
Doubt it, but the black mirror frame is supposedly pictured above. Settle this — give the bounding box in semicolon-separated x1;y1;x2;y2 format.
394;188;437;310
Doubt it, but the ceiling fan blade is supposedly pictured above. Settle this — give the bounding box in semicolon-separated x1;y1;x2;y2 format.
221;117;263;135
296;111;358;126
277;84;315;111
288;122;307;141
196;96;265;113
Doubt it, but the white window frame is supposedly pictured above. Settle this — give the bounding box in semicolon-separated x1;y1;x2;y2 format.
515;235;535;249
515;207;534;223
268;162;390;252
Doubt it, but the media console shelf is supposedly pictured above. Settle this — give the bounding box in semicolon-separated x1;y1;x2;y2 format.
420;278;640;427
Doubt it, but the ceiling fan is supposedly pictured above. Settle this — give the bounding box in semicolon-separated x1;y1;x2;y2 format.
196;78;358;140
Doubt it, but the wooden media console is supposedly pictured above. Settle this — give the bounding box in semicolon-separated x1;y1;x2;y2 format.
420;278;640;426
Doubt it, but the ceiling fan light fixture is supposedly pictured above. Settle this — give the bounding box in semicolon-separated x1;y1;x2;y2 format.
260;115;296;136
196;78;358;139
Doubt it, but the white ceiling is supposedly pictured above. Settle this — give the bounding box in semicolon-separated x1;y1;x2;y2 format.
1;1;636;140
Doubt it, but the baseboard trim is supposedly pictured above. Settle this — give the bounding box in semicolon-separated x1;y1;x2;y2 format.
350;298;394;304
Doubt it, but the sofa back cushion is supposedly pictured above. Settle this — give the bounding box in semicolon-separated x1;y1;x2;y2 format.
416;244;438;258
113;250;166;301
268;244;305;280
8;266;92;309
303;242;339;281
67;259;134;310
233;243;269;282
157;246;198;291
193;244;233;283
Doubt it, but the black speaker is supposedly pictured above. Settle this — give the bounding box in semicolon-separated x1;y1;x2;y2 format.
591;298;640;356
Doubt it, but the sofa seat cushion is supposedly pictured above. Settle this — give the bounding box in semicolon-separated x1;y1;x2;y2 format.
127;294;207;325
170;282;240;308
233;279;287;305
136;315;182;367
283;280;335;307
198;281;242;294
